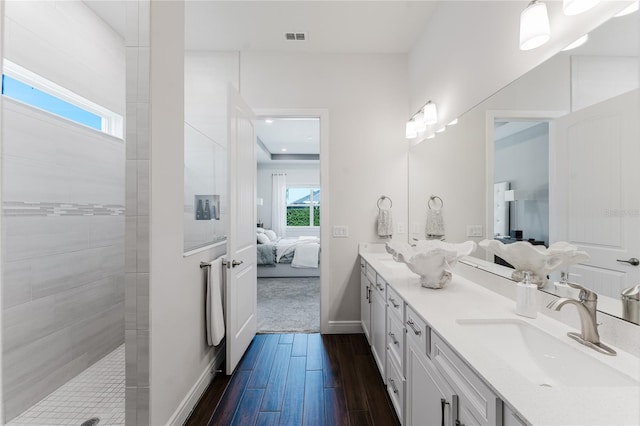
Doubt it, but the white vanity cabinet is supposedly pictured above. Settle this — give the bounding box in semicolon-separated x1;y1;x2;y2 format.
360;259;371;343
385;285;406;423
370;273;387;379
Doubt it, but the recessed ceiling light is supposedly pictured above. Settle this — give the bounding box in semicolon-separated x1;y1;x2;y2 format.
281;148;287;152
561;34;589;51
265;119;273;124
615;1;639;16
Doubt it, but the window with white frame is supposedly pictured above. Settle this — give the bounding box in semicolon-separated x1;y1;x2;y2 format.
286;187;320;227
1;60;123;138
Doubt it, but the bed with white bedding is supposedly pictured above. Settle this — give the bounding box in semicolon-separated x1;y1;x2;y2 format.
257;233;320;277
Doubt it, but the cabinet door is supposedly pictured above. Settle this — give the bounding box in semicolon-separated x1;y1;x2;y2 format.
370;287;387;379
361;271;372;343
406;337;453;426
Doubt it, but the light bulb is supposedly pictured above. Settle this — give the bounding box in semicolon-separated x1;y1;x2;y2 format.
561;34;589;51
406;121;417;139
563;0;600;16
423;102;438;125
614;1;639;17
519;1;551;51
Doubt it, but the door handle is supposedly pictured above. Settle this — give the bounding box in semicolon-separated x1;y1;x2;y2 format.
617;258;639;266
231;260;244;268
440;398;450;426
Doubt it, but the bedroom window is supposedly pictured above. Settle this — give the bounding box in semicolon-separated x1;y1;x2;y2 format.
286;187;320;227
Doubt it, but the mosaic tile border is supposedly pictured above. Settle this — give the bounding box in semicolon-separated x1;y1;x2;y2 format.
3;201;125;217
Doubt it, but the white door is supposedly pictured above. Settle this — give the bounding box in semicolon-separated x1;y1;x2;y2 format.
225;85;257;374
551;90;640;300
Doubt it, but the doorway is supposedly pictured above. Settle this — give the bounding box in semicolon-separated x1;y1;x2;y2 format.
254;115;323;333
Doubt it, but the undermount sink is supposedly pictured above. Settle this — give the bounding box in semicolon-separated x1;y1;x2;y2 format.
455;318;638;388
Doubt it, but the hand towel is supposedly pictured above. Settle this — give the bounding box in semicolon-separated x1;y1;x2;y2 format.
206;257;225;346
425;208;445;238
377;209;393;237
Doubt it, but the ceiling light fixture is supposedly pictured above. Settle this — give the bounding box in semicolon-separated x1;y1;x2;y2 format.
448;118;459;126
561;34;589;51
563;0;600;15
519;0;551;51
614;1;639;17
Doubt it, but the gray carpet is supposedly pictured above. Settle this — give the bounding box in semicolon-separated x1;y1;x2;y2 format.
257;277;320;333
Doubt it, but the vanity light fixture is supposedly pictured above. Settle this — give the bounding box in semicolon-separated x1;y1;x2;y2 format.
414;114;427;133
519;0;551;51
423;101;438;125
563;0;600;15
426;133;436;140
436;126;446;133
561;34;589;51
448;118;459;126
614;1;639;17
406;120;418;139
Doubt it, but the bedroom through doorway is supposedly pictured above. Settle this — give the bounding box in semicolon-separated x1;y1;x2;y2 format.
254;116;321;333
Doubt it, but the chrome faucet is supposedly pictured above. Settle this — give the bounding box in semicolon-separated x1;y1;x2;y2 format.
546;282;616;356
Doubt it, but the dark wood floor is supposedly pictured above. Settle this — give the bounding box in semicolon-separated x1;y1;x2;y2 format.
186;333;400;426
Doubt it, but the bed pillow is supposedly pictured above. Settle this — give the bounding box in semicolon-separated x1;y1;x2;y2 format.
256;228;265;233
264;230;277;241
257;233;270;244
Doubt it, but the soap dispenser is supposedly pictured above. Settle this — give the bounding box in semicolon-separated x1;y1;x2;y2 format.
516;271;537;318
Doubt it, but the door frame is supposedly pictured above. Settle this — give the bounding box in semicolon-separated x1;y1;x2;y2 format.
254;108;330;333
484;109;566;262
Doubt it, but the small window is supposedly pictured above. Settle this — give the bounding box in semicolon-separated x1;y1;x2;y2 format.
286;187;320;227
1;60;123;138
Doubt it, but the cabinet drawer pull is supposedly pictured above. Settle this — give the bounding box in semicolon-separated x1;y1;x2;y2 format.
376;283;384;291
440;398;450;426
388;331;399;345
388;296;400;308
406;319;422;336
365;285;369;301
388;378;398;394
455;421;466;426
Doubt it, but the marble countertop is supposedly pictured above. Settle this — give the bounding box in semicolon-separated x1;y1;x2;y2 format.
359;244;640;426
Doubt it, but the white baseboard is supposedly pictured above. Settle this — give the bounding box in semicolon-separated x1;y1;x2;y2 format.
324;320;363;334
167;343;226;426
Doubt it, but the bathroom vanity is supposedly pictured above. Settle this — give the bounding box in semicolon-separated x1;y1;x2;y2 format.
359;244;640;426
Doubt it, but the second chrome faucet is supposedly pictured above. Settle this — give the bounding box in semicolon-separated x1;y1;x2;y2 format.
546;281;617;356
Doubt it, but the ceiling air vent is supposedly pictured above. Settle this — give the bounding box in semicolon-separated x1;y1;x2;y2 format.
285;32;307;41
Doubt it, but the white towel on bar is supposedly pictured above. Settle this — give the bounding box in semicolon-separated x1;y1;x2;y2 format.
377;209;393;237
426;208;445;238
206;257;225;346
292;243;320;268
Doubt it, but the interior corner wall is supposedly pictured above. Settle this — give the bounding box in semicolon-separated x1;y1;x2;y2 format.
146;4;225;425
241;53;409;324
257;163;320;233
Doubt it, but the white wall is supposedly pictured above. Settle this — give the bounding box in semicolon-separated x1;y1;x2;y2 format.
242;52;408;325
257;163;320;237
408;1;632;129
147;12;230;425
4;1;125;114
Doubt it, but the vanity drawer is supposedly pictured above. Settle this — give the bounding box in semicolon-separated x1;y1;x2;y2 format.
373;274;386;296
405;305;428;352
431;332;498;426
387;312;405;373
386;285;404;321
365;262;376;285
386;352;405;424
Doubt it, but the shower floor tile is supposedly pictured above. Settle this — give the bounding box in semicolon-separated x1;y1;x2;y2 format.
7;344;125;426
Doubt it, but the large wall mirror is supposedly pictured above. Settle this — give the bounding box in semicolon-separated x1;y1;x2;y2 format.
408;10;639;324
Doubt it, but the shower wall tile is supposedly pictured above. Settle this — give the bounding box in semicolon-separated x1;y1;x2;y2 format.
125;330;138;387
136;294;149;331
125;216;138;273
137;273;149;297
137;215;150;273
2;260;32;308
136;387;150;425
136;103;150;159
125;386;137;426
137;160;150;215
126;48;139;104
126;101;138;160
126;159;138;216
137;330;149;387
137;48;150;103
125;275;137;330
70;302;124;365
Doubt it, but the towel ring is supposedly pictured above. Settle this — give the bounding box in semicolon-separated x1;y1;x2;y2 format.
428;195;443;210
377;196;393;209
